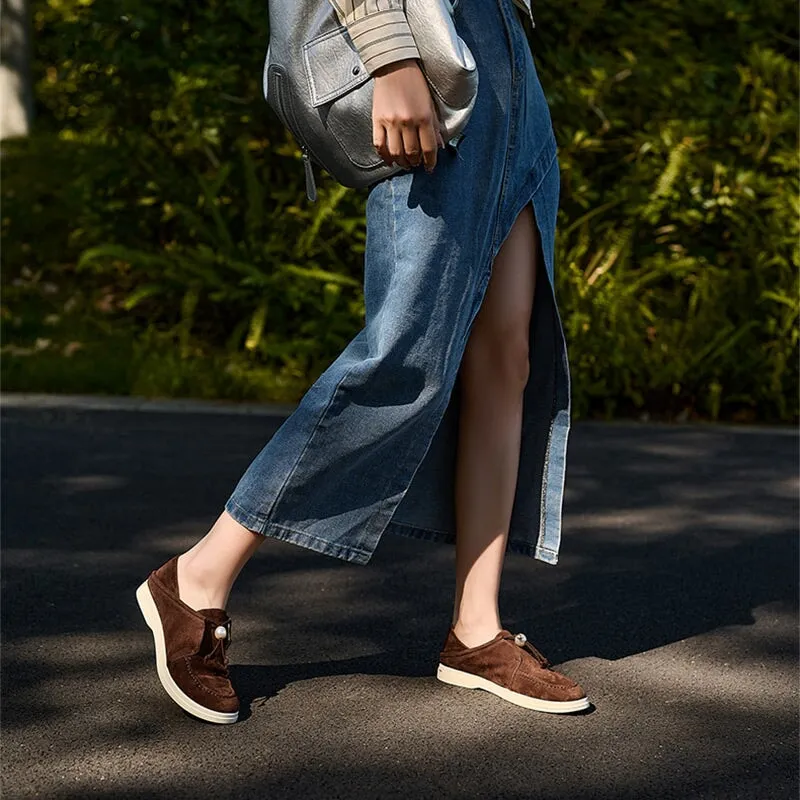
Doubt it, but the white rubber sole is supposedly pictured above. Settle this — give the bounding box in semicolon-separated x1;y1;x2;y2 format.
437;663;590;714
136;580;239;724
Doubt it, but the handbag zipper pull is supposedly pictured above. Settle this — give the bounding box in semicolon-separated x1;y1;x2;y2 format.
301;147;317;202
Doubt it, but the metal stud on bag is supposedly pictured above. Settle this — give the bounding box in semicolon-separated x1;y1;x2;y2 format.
514;632;527;646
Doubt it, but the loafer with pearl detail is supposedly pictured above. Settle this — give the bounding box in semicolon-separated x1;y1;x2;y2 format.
437;627;590;714
136;556;239;724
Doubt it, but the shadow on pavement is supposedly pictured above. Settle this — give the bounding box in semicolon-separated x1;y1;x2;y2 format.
1;407;797;798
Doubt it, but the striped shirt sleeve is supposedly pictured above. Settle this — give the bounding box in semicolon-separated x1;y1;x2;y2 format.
326;0;421;75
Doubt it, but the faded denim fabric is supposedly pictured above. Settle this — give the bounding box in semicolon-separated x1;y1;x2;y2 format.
225;0;572;566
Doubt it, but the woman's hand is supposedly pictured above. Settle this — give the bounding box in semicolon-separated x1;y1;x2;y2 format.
372;58;446;173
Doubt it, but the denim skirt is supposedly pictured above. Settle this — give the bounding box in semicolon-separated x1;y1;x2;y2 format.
225;0;572;566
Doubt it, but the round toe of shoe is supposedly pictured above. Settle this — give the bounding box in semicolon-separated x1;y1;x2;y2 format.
562;682;588;702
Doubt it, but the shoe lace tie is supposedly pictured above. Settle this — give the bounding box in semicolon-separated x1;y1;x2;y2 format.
507;631;551;668
203;619;232;678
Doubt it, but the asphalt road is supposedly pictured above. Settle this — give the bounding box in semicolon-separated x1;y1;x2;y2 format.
1;398;797;799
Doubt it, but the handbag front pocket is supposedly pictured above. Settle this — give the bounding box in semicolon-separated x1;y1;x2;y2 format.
302;27;385;170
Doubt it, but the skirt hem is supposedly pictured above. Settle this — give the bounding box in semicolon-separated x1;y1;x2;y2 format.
224;494;562;567
224;497;373;565
385;520;559;565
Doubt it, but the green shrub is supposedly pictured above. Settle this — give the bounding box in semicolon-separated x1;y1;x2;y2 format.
541;0;798;421
2;0;797;421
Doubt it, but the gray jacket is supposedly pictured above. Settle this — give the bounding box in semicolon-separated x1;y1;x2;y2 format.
326;0;535;76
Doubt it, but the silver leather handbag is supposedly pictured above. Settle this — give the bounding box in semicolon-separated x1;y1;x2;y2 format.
263;0;478;201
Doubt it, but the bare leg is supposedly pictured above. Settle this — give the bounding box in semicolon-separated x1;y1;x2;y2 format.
176;511;263;611
170;207;538;620
452;203;539;648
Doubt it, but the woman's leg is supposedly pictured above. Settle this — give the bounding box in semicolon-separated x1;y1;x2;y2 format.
176;511;264;610
452;203;540;648
137;509;261;723
163;201;539;620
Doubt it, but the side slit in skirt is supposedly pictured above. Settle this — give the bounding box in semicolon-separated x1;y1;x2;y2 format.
225;0;572;566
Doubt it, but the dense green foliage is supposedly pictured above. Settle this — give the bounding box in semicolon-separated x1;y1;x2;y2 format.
2;0;797;419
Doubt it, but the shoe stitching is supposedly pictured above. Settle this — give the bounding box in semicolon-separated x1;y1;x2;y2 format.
442;650;581;695
514;652;577;682
514;666;583;696
491;666;583;698
509;649;524;690
514;669;579;690
178;655;237;701
449;660;582;699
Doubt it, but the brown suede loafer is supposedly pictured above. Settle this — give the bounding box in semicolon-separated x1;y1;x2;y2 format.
437;627;590;714
136;556;239;724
